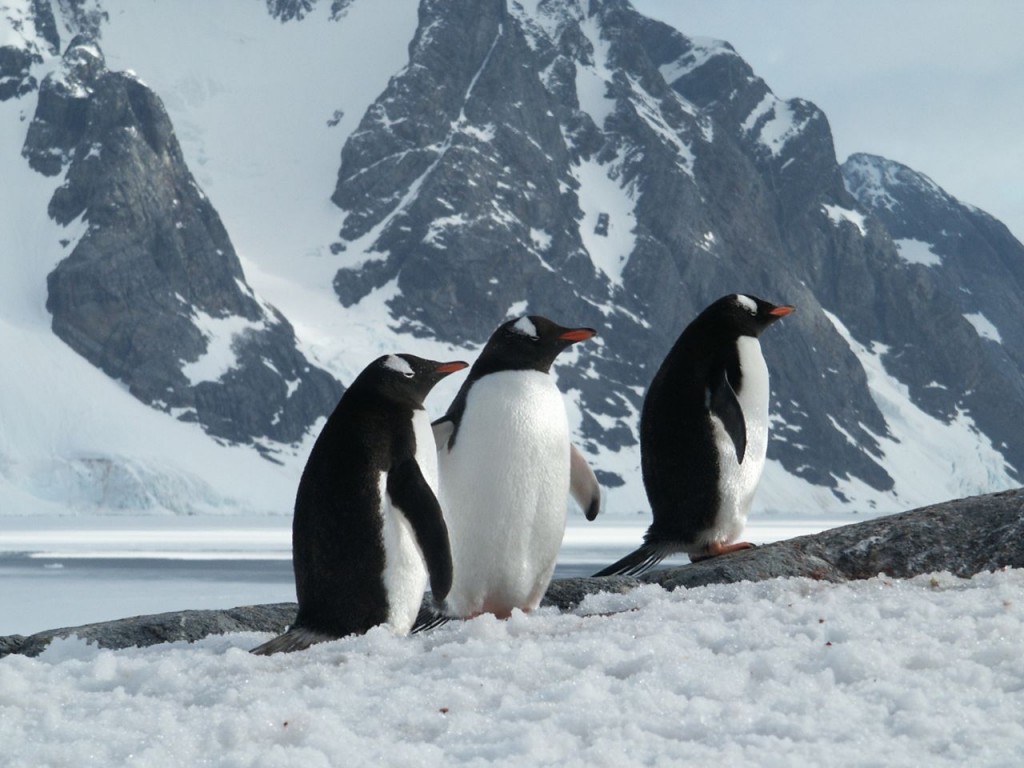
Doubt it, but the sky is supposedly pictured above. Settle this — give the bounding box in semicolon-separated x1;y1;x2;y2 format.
632;0;1024;245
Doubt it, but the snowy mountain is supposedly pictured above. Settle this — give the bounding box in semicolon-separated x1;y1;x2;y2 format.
1;0;1020;517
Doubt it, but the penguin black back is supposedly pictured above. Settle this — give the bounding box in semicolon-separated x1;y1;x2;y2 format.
253;354;466;653
595;294;793;576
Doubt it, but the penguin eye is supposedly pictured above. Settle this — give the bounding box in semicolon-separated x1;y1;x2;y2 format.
402;370;415;378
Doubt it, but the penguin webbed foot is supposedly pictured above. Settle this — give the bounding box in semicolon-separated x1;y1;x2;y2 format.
689;540;757;563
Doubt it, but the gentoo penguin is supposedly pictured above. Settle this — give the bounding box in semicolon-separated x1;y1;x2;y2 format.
251;353;467;655
427;315;601;622
594;294;794;577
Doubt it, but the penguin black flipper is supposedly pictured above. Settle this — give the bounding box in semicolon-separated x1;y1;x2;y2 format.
570;444;602;521
386;458;454;602
591;542;668;577
432;376;471;452
709;366;747;464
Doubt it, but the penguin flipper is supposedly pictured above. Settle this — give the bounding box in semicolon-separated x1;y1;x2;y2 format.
250;626;336;656
709;367;747;463
592;543;668;577
570;443;602;521
387;459;454;601
431;419;454;451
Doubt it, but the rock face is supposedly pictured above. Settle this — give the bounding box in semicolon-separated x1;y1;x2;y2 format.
841;153;1024;469
1;0;1023;506
21;38;342;448
3;488;1021;658
326;0;1023;501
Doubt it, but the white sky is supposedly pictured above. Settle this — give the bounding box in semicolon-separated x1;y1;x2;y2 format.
632;0;1024;245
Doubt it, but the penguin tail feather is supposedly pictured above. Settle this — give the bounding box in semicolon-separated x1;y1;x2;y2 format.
411;605;452;634
592;544;669;578
250;626;336;656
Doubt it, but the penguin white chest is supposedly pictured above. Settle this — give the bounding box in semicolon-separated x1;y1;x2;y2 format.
439;370;571;618
708;336;770;544
380;409;435;633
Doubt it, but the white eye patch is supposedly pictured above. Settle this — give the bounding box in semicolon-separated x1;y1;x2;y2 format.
736;295;758;315
382;355;414;376
511;316;538;338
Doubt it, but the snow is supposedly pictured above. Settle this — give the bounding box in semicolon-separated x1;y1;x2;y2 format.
963;312;1003;344
98;0;422;283
822;203;867;235
575;13;616;129
822;310;1016;507
573;156;638;286
743;93;811;157
180;310;268;386
894;237;943;267
3;474;1017;766
0;86;305;517
2;565;1021;766
626;74;704;161
843;155;954;223
0;1;478;517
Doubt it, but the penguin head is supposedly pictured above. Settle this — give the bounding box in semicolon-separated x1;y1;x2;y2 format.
708;294;795;338
475;315;597;374
362;354;468;406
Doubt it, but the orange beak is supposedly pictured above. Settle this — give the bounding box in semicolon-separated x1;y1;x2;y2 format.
769;305;795;318
436;361;469;374
559;328;597;342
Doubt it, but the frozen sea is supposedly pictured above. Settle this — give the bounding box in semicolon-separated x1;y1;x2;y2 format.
0;514;854;637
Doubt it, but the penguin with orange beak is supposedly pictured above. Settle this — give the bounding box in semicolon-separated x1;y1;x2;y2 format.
595;294;794;576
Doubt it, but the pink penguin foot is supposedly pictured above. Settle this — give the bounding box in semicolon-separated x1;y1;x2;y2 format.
690;540;756;563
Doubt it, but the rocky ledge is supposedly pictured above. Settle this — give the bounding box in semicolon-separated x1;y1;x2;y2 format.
3;488;1022;658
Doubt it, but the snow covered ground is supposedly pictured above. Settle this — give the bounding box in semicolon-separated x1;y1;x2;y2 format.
3;514;1022;765
2;563;1021;766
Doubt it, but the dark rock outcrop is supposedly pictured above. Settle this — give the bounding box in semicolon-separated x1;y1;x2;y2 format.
3;0;1023;507
842;153;1024;462
22;38;342;448
325;0;1023;500
0;44;39;101
3;488;1021;658
4;604;297;659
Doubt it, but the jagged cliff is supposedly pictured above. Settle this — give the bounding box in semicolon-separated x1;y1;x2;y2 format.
1;0;1020;514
